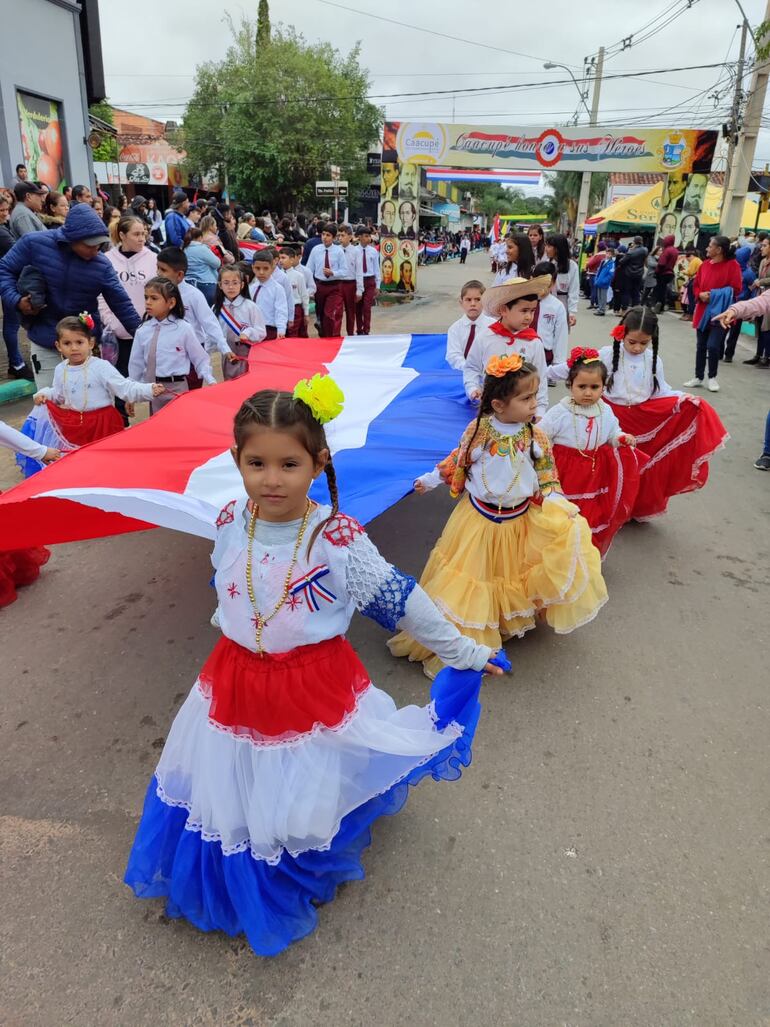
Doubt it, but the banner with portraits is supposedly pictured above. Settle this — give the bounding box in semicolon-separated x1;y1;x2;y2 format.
657;172;710;251
379;160;419;293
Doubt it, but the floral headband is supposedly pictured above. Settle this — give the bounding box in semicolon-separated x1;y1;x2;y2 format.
486;353;524;378
293;373;344;425
566;346;601;368
610;324;627;342
78;311;95;331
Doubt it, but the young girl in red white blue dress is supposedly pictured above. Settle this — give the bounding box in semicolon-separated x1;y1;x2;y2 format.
124;373;505;957
539;346;649;557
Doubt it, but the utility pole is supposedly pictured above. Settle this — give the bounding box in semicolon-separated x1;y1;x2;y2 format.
721;0;770;237
725;20;749;187
575;45;605;242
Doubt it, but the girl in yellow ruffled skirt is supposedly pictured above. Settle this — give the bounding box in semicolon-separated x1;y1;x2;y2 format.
389;353;608;678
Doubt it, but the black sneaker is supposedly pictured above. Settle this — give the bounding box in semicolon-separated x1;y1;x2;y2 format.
723;356;733;363
743;356;760;365
8;363;34;382
754;454;770;470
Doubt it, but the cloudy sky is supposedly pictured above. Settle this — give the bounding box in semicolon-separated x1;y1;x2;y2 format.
98;0;770;182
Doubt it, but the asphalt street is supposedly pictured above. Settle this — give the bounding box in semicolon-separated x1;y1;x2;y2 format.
1;251;768;1026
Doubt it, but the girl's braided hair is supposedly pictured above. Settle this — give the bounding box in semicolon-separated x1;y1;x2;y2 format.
606;305;660;394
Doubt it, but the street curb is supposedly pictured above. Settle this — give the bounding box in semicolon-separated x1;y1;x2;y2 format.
0;380;35;406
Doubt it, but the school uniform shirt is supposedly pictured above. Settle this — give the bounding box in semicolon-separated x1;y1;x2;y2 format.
178;280;231;357
307;242;348;283
216;294;267;347
300;262;316;298
285;266;310;314
36;356;155;409
494;262;518;285
271;266;295;321
337;243;358;284
536;294;569;362
538;397;625;448
249;278;289;333
555;261;580;317
128;316;216;385
445;312;496;370
356;244;381;291
548;345;679;405
463;323;550;418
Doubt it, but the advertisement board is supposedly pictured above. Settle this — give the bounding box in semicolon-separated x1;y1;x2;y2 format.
384;121;718;175
16;91;67;190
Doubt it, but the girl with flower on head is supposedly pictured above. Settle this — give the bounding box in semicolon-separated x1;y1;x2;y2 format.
17;314;163;476
547;306;728;520
389;353;607;679
125;373;505;957
538;346;649;557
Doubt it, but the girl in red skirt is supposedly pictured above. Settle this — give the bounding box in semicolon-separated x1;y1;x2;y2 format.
0;418;59;606
549;307;728;519
21;313;164;475
539;347;648;557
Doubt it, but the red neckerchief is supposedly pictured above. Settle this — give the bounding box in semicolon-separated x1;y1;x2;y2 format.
489;322;539;345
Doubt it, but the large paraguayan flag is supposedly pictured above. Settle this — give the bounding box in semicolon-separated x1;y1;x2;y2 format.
0;334;471;549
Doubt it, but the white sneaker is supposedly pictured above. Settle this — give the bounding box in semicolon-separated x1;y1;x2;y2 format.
707;378;720;392
683;378;703;387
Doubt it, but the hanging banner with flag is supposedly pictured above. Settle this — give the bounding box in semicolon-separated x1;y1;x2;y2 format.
0;335;470;550
382;121;717;174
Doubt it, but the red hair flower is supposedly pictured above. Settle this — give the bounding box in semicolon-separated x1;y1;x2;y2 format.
78;311;95;332
566;346;600;368
610;324;627;342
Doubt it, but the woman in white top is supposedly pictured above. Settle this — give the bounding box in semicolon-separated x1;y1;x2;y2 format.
545;234;579;327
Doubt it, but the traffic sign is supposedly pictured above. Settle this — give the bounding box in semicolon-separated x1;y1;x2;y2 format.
316;180;348;197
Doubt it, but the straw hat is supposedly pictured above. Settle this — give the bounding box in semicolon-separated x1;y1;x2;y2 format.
482;275;552;318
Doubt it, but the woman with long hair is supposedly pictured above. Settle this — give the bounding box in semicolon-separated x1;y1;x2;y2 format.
545;234;579;327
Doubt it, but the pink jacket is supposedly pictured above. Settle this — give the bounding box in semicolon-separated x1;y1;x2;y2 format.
98;246;157;339
727;289;770;323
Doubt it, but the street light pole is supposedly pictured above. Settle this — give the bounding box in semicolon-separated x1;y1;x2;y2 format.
543;61;591;122
575;46;605;243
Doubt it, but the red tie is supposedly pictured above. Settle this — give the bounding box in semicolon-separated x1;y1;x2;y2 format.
363;250;368;273
464;323;476;358
324;248;330;271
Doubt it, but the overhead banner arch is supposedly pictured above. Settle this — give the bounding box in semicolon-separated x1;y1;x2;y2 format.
378;121;718;291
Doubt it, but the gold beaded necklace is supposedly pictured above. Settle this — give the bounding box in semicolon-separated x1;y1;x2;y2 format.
245;499;313;655
569;399;602;471
61;356;91;423
480;420;530;514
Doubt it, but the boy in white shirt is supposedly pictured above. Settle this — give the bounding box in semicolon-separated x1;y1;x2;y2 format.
336;223;358;336
355;224;380;335
278;245;309;337
445;279;496;370
462;274;552;419
306;222;347;337
531;260;569;368
249;252;288;338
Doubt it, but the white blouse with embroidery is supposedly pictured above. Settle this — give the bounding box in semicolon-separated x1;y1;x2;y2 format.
211;500;491;670
538;397;625;449
35;356;155;409
548;345;679;405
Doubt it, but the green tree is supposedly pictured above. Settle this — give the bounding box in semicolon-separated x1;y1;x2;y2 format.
181;15;382;210
88;101;119;162
257;0;271;47
544;171;608;230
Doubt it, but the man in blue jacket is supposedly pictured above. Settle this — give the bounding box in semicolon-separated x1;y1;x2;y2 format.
164;190;191;249
0;203;141;388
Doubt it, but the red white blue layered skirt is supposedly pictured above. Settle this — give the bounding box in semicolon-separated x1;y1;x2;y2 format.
125;634;485;956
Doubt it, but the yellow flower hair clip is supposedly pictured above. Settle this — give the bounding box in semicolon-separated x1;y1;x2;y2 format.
486;353;524;378
293;373;345;425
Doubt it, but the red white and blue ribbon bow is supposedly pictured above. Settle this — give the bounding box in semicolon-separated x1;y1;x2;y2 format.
289;565;337;611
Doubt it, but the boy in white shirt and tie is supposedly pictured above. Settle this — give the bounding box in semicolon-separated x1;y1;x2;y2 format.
306;222;347;337
278;245;309;337
355;225;380;335
249;252;288;338
445;280;495;370
336;224;359;336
